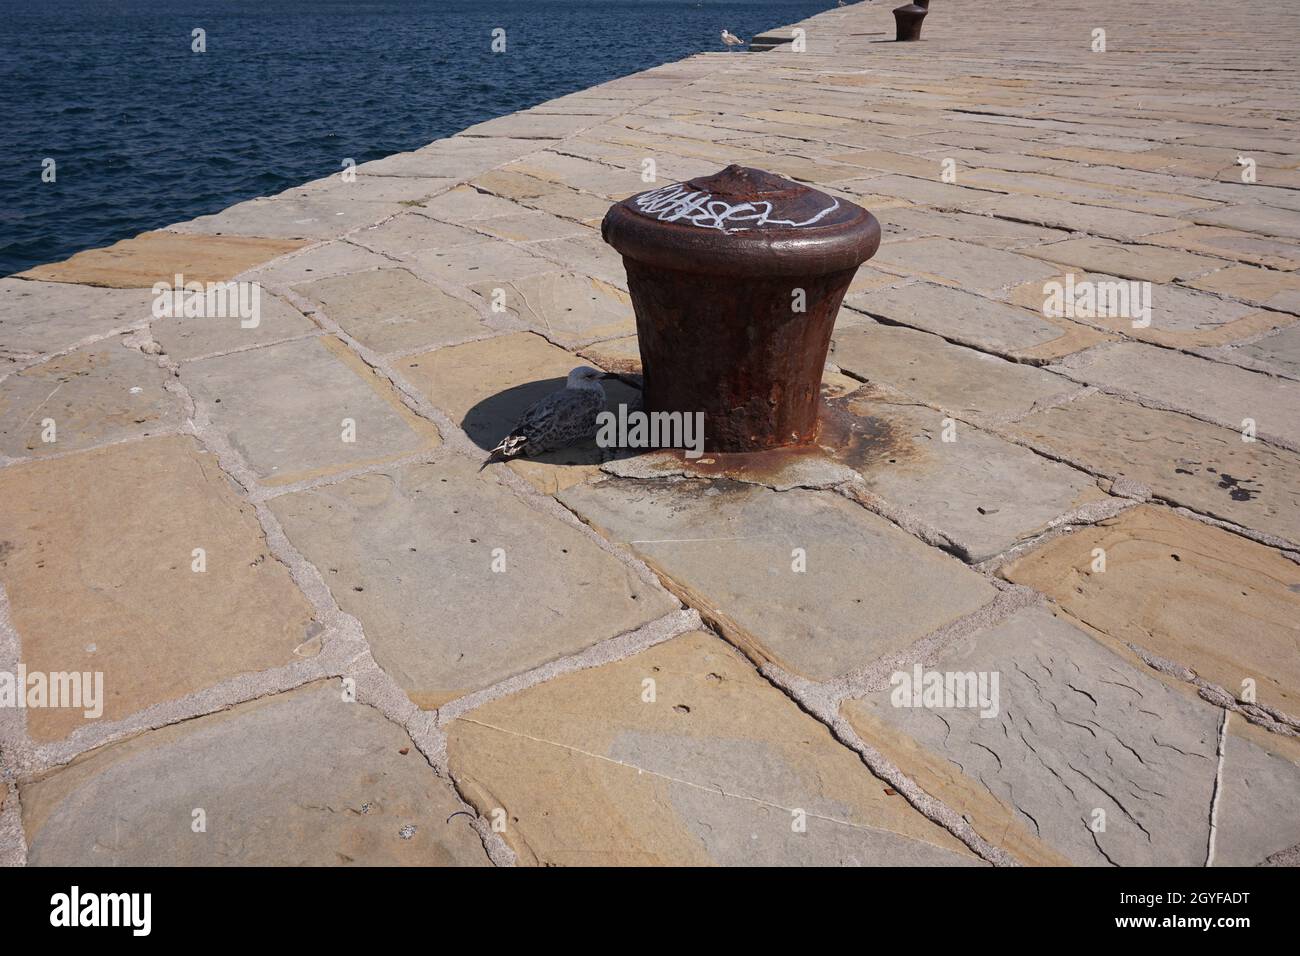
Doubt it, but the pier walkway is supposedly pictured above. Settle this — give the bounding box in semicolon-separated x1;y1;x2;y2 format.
2;0;1299;866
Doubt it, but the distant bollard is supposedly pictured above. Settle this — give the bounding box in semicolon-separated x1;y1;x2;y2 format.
601;165;881;452
893;2;929;41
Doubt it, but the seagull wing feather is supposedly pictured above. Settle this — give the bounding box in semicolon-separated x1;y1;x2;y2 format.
492;388;604;457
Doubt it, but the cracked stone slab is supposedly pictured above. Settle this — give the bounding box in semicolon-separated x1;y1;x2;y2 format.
842;607;1233;866
829;321;1079;424
467;272;635;348
828;149;949;179
0;339;183;458
530;93;645;115
1010;272;1286;348
506;152;646;200
873;206;1069;251
1213;720;1300;866
20;682;487;865
1188;264;1300;315
976;195;1182;241
278;174;454;206
1193;204;1300;241
842;390;1107;562
1212;323;1300;379
1050;342;1300;448
960;167;1217;217
471;169;573;204
17;232;307;288
460;110;597;140
418;185;532;222
0;435;317;743
400;241;554;289
354;137;541;179
239;241;394;288
761;156;874;185
1001;506;1300;718
843;265;909;298
1021;237;1226;282
577;333;642;375
869;238;1060;297
557;477;996;681
447;630;978;866
1143;226;1300;271
167;197;407;241
521;187;618;227
150;289;317;362
1045;165;1258;204
1008;391;1300;546
349;213;490;258
845;281;1109;362
268;453;675;708
1028;144;1181;168
526;234;629;287
183;335;440;485
0;280;153;362
294;268;490;354
842;175;1002;211
467;210;592;243
1196;181;1300;212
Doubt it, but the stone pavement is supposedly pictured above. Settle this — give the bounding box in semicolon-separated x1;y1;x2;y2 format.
2;0;1299;866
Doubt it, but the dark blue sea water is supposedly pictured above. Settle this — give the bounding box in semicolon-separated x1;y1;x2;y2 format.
0;0;838;277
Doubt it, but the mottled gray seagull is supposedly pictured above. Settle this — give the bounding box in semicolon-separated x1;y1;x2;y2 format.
482;366;615;467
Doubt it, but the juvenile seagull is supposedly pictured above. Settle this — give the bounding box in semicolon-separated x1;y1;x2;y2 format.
721;29;744;50
483;366;615;467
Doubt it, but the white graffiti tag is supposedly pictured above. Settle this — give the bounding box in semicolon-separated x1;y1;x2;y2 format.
633;183;840;233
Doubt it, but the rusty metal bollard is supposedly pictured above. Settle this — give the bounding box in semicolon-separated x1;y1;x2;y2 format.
893;1;929;41
601;165;880;453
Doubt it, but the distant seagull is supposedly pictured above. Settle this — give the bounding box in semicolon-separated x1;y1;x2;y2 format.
483;366;615;467
721;29;744;50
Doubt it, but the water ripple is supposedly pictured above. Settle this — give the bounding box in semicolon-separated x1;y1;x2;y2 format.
0;0;836;276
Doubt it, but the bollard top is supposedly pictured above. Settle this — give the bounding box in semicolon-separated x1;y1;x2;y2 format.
601;164;881;278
